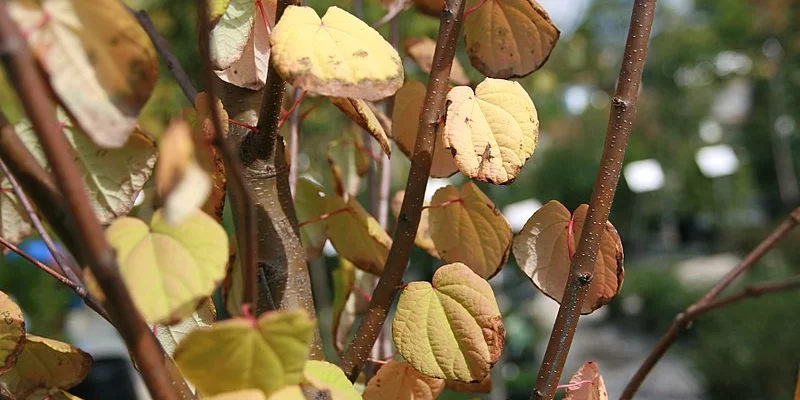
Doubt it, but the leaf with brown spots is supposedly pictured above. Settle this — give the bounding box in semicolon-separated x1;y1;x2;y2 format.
0;292;24;375
0;335;92;399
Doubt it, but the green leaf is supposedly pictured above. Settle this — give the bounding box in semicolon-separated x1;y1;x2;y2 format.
0;291;25;375
326;196;391;275
303;360;361;400
0;335;92;399
331;257;356;352
105;209;229;324
266;386;305;400
174;310;315;396
294;178;329;260
210;0;257;70
270;6;403;101
15;109;157;224
392;263;505;382
8;0;159;148
205;389;268;400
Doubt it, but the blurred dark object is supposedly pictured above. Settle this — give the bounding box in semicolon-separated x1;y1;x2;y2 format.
69;357;138;400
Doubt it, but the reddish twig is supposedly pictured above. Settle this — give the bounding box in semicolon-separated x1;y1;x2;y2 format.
278;90;306;128
421;198;463;210
228;119;261;133
566;214;576;262
338;0;467;381
299;98;324;123
297;207;352;228
531;2;656;399
463;0;490;18
620;208;800;400
0;4;180;399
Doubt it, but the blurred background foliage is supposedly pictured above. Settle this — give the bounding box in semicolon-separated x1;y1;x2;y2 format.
1;0;799;398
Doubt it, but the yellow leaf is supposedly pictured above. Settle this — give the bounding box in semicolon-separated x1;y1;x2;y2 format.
215;0;275;90
331;98;391;157
294;178;330;260
210;0;256;70
266;386;305;400
303;360;362;400
404;37;470;86
511;201;625;314
464;0;559;78
0;291;25;375
331;257;355;353
106;209;229;324
362;361;445;400
391;191;438;258
209;0;234;23
445;376;492;393
0;335;92;399
443;78;539;185
392;263;505;382
9;0;158;148
15;109;156;224
327;131;371;198
174;310;315;396
270;6;404;101
205;389;268;400
428;182;512;279
152;299;216;358
391;81;458;178
156;120;212;225
564;362;608;400
0;181;33;244
326;197;392;275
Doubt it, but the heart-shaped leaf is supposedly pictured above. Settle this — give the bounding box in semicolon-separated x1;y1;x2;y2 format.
331;98;391;157
270;6;403;100
105;209;229;324
174;310;315;396
392;263;505;382
303;360;362;400
464;0;559;78
564;362;608;400
15;109;156;224
443;78;539;185
9;0;158;148
362;361;445;400
326;196;392;275
511;201;625;314
404;37;470;86
0;335;92;399
391;81;458;178
0;292;25;375
428;182;512;279
215;0;275;90
210;0;257;70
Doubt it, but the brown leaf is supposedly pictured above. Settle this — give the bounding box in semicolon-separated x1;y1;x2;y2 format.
363;361;445;400
331;97;392;157
564;361;609;400
445;375;492;393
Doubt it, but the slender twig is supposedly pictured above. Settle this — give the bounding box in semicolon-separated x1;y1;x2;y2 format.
531;2;656;399
463;0;490;18
620;208;800;400
297;207;352;228
0;5;180;399
198;0;259;312
702;276;800;315
0;158;80;284
372;1;408;29
125;5;198;105
288;88;301;197
338;0;467;381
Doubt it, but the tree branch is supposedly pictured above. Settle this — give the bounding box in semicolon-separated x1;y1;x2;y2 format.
531;2;656;399
338;0;467;381
0;5;180;399
620;208;800;400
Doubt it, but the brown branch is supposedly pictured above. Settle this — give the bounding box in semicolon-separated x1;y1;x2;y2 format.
0;5;180;400
198;0;260;312
531;2;656;399
126;5;198;105
620;208;800;400
338;0;467;381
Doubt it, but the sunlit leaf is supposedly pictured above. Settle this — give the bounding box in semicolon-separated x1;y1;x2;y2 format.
464;0;559;78
0;291;25;374
106;209;229;324
9;0;158;148
445;376;492;393
428;182;512;279
266;386;305;400
174;310;314;396
392;263;505;382
404;37;470;85
391;81;458;178
326;196;392;275
443;78;538;185
16;108;156;224
294;178;329;260
564;362;608;400
362;361;445;400
511;201;625;314
215;0;275;90
209;0;234;23
25;389;84;400
0;183;32;244
205;389;267;400
303;360;361;400
327;131;371;198
391;191;438;258
0;335;92;399
153;299;216;358
331;98;391;157
210;0;256;70
155;120;212;225
270;6;403;100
